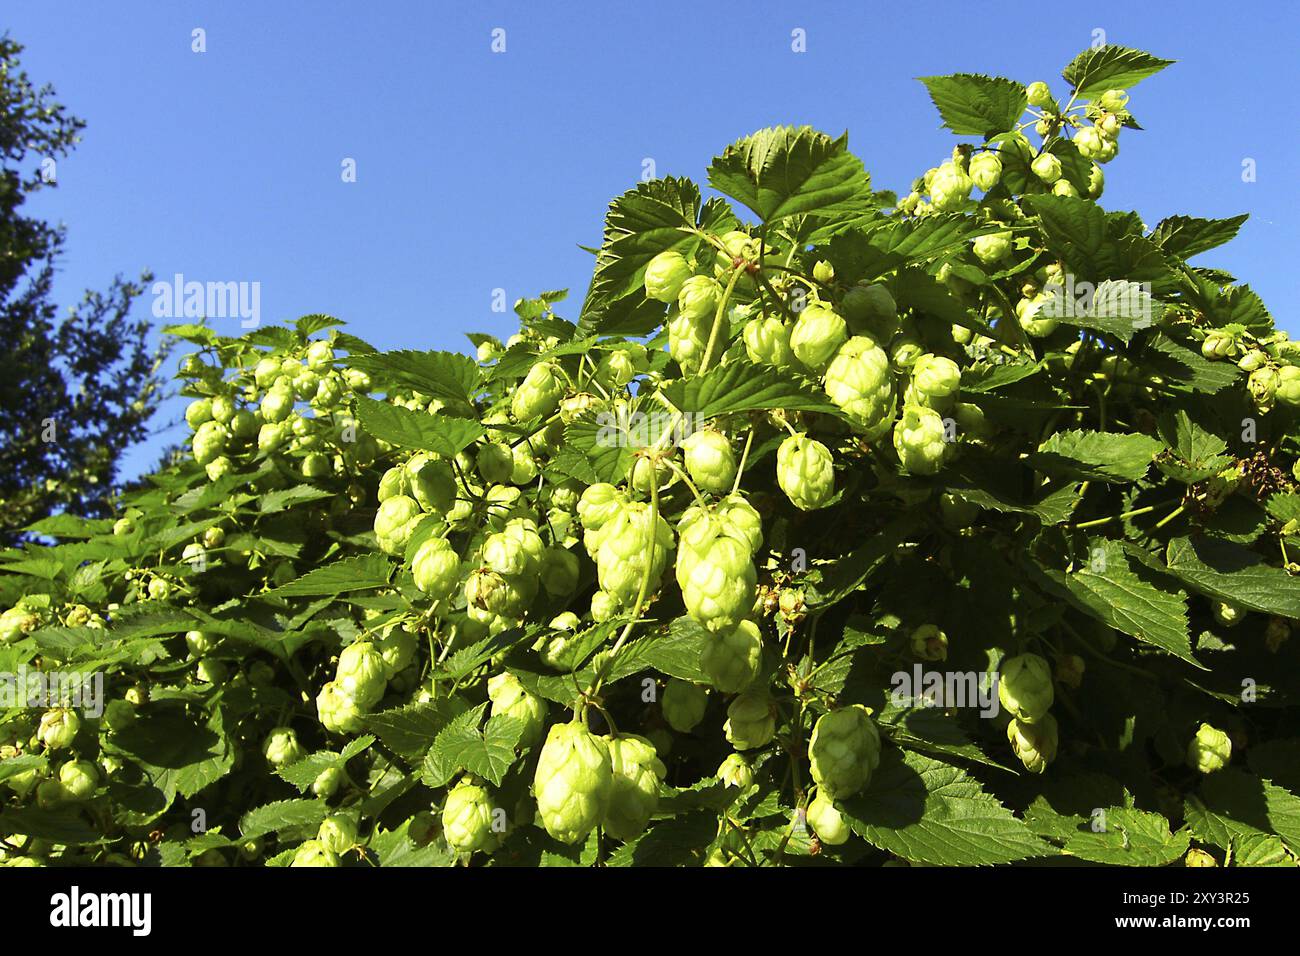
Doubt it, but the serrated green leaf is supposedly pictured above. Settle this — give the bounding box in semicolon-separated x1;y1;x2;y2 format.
1166;536;1300;618
917;74;1027;137
1031;429;1163;483
1030;538;1195;664
262;552;392;598
661;359;842;419
1152;214;1249;260
1062;807;1189;865
1062;45;1174;99
353;395;485;457
346;349;480;403
707;126;873;223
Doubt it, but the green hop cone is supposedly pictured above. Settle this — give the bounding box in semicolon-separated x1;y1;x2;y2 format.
790;303;848;371
540;546;580;597
317;813;358;855
408;456;456;513
892;405;948;475
263;727;303;768
290;840;339;868
1025;81;1053;108
487;672;547;748
677;275;722;322
997;653;1054;723
662;679;709;733
806;789;850;846
742;316;795;369
596;502;674;606
37;708;80;750
603;735;667;842
191;420;229;466
840;283;899;342
677;530;756;633
812;259;835;284
823;336;895;441
185;397;213;428
1276;365;1300;406
972;230;1012;264
1097;88;1129;111
1007;714;1058;774
411;536;460;600
643;250;692;303
476;442;514;484
969;151;1002;191
724;691;775;751
57;760;99;802
1074;126;1108;161
667;309;711;375
1212;600;1246;628
373;494;422;556
532;721;613;845
700;619;763;693
442;776;498;854
1030;153;1063;184
910;624;948;662
1016;292;1059;338
808;705;881;798
1187;722;1232;773
511;362;565;422
929;161;973;211
776;434;835;510
1185;849;1217;868
681;429;737;495
1248;366;1280;410
312;767;344;799
260;385;294;424
336;641;387;710
909;353;961;411
1087;162;1105;198
376;626;417;679
717;753;754;789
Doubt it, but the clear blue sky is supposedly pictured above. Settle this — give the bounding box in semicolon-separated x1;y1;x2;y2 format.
9;1;1298;481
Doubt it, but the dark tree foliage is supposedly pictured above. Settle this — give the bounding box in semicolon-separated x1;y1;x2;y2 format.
0;35;167;542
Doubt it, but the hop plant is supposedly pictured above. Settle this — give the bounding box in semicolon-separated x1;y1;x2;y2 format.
743;316;796;368
37;709;79;750
532;721;613;844
1007;714;1059;774
681;429;737;495
1187;723;1232;773
790;303;849;371
808;705;881;798
512;362;565;421
662;679;708;733
840;283;898;342
909;353;961;410
442;776;498;854
776;434;835;510
643;250;693;303
968;151;1002;191
716;753;754;789
823;336;896;440
262;727;304;768
724;692;776;751
998;654;1055;723
603;735;667;842
806;789;850;846
487;672;547;748
892;405;948;475
700;619;763;693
